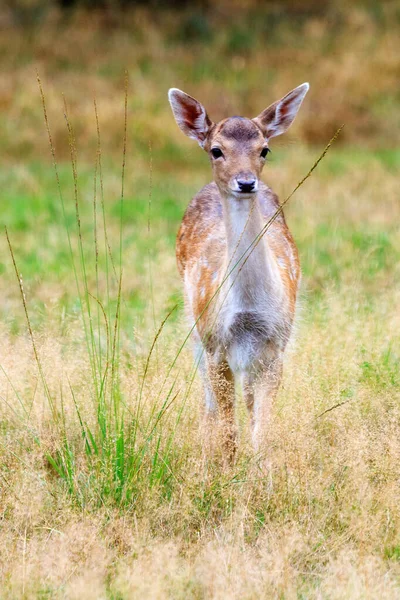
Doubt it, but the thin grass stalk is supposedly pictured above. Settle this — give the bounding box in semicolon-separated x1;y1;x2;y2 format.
37;74;90;357
5;228;57;421
94;99;115;447
128;388;180;486
0;363;30;420
146;128;344;473
138;365;181;445
63;97;99;396
119;71;128;277
110;267;122;422
38;76;106;434
138;304;178;410
93;132;101;372
36;80;178;505
0;393;41;445
146;141;160;370
94;98;118;283
88;291;111;399
229;125;346;280
68;376;95;456
109;74;128;432
59;381;76;496
206;127;346;363
157;126;345;401
115;73;128;376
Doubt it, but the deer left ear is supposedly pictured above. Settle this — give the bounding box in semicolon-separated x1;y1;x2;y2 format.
168;88;213;148
253;83;309;140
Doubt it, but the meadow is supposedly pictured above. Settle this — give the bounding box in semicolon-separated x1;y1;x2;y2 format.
0;3;400;597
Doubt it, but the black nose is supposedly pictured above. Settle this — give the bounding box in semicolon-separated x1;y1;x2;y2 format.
237;179;256;193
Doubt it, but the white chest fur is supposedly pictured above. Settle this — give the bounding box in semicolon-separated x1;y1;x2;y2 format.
212;194;290;373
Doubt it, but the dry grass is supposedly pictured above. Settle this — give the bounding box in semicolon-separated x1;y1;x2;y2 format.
0;4;400;597
1;297;400;598
1;147;399;597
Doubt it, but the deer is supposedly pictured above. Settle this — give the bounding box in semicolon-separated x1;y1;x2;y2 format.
168;83;309;463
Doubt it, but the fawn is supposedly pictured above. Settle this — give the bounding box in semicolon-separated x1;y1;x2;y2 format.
168;83;309;461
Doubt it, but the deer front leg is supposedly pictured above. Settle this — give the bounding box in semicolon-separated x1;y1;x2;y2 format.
194;341;218;414
207;358;237;464
243;354;283;456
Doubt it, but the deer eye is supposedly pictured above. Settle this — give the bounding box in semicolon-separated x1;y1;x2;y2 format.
211;147;223;159
260;147;270;159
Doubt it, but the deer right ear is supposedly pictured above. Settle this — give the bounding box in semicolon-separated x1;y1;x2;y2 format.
168;88;213;148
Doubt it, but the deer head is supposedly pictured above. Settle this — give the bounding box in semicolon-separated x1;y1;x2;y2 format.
168;83;309;197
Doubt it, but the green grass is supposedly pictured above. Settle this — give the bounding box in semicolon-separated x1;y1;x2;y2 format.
1;146;398;321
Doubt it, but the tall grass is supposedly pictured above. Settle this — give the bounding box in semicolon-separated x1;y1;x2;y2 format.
1;65;399;599
1;78;188;512
3;68;342;515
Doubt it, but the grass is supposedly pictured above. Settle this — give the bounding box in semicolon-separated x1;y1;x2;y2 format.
1;127;399;597
1;4;400;597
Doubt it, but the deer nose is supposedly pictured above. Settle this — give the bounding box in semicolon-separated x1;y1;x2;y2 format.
237;178;257;193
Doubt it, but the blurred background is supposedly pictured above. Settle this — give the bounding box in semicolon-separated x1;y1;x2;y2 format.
1;0;399;159
0;0;399;329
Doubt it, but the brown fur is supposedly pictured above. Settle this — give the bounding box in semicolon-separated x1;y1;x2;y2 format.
176;181;300;340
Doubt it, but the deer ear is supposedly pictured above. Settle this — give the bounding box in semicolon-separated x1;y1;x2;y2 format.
253;83;309;140
168;88;213;148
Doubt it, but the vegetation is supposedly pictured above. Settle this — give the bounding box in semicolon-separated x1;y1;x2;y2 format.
0;3;399;597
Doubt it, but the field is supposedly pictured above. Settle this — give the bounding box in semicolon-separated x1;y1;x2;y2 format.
1;3;400;598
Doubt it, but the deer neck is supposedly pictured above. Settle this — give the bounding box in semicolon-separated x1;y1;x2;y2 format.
220;192;283;310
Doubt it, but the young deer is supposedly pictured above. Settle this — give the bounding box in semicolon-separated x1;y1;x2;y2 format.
168;83;309;461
